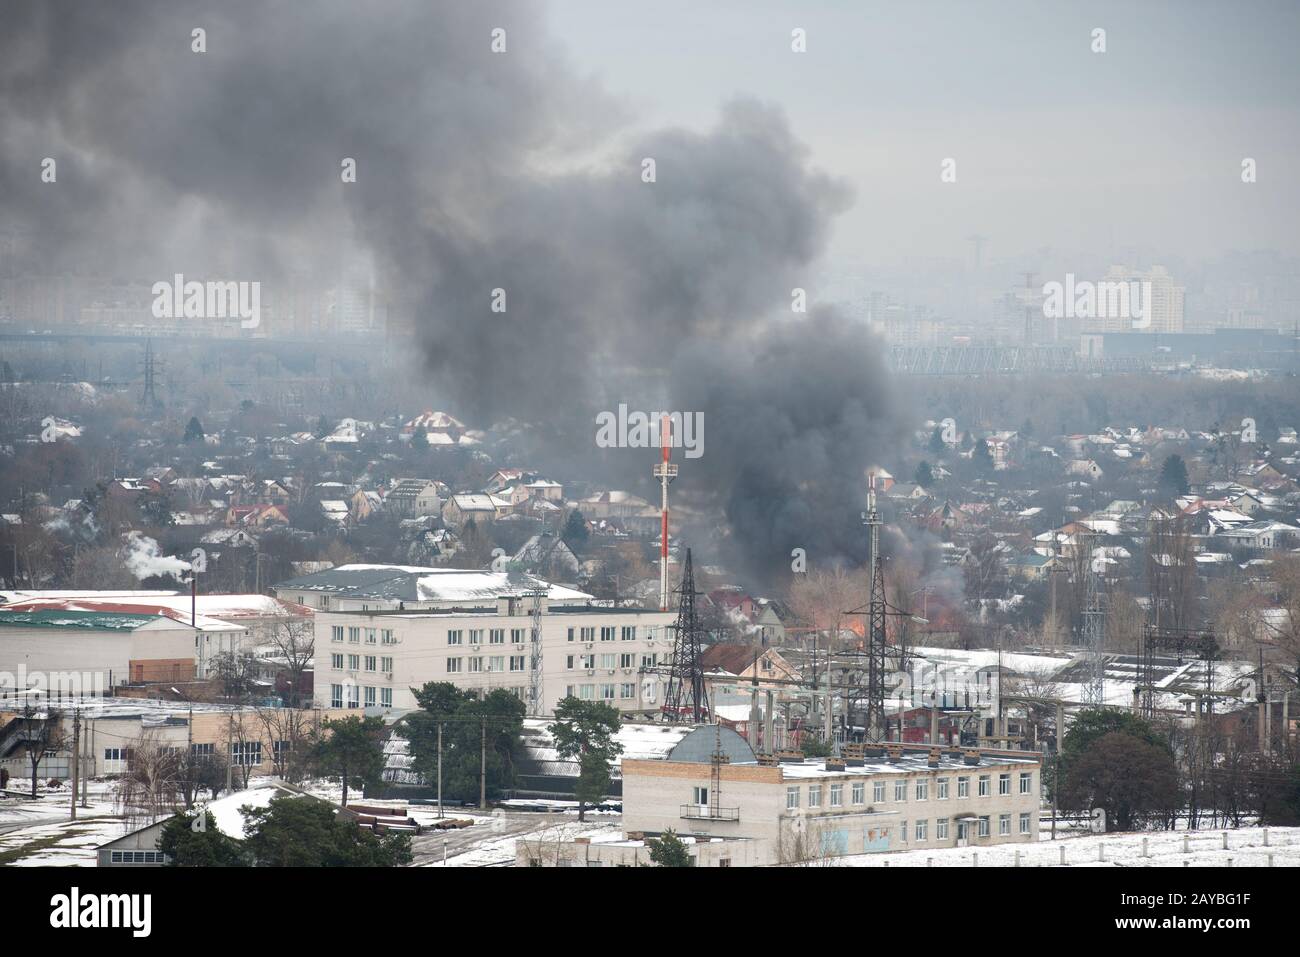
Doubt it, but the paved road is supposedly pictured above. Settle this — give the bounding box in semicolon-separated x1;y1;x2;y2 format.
409;812;569;867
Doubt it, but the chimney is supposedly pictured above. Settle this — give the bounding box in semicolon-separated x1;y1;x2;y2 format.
927;747;941;768
824;756;846;772
886;745;903;764
963;748;981;766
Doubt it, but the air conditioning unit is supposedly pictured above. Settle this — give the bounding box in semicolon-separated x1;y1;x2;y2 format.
586;669;595;676
622;668;633;674
607;669;616;675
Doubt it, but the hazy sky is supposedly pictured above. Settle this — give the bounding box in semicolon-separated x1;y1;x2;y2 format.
547;0;1300;265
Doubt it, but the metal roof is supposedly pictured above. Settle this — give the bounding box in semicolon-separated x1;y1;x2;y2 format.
0;609;163;631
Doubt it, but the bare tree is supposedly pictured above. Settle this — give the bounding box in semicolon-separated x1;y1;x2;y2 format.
17;702;66;797
264;616;314;708
116;728;183;829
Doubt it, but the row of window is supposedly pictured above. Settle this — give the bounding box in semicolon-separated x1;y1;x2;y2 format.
332;654;394;673
108;851;167;864
103;741;291;769
785;771;1035;809
448;628;529;646
899;812;1033;842
566;626;643;642
567;653;646;670
564;683;639;701
447;656;527;674
330;684;394;708
330;626;396;644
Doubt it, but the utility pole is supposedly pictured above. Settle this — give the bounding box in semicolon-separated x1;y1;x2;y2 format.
479;717;487;810
437;723;444;820
226;712;234;793
70;709;80;821
81;718;91;808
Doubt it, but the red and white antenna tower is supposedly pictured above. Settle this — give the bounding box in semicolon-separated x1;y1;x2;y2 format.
653;414;678;611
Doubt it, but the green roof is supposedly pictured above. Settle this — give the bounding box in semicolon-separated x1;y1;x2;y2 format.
0;610;161;631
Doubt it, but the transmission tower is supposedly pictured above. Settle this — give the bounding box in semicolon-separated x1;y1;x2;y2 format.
1081;530;1107;706
526;585;545;717
140;338;162;411
864;474;888;741
662;548;709;723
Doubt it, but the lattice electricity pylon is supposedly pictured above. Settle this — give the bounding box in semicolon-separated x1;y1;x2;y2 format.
662;548;709;723
1080;532;1107;707
526;585;546;717
1137;624;1219;718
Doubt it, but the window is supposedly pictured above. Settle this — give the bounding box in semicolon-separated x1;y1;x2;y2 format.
331;625;344;642
381;629;395;644
786;786;800;809
620;653;635;668
580;654;595;669
641;654;657;668
693;786;708;806
894;780;906;802
365;628;376;644
809;785;822;808
347;685;359;708
380;688;392;707
1020;772;1033;794
915;819;927;841
468;657;483;673
1019;812;1031;834
580;684;595;700
620;683;636;698
621;626;636;641
937;777;949;799
110;850;166;864
447;658;462;673
490;656;505;673
873;781;885;803
978;816;990;838
347;626;360;643
331;653;343;670
231;741;263;767
601;684;615;701
448;629;463;646
347;654;360;670
958;776;969;798
512;628;526;644
330;684;343;708
191;743;214;758
469;629;483;645
510;656;526;672
901;820;908;842
936;818;949;840
364;686;376;707
600;654;616;669
490;628;505;644
915;779;929;801
364;656;376;672
852;782;865;805
567;627;575;642
978;775;990;797
999;773;1011;795
381;656;392;672
600;626;616;642
999;814;1010;836
830;783;843;807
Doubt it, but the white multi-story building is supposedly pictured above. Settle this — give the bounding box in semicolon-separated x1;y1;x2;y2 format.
274;565;675;716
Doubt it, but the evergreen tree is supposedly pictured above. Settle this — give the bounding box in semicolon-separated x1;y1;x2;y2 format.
158;811;248;866
241;796;412;867
549;697;623;821
1159;454;1190;498
914;460;934;488
402;683;526;803
183;416;205;443
313;715;386;807
972;437;993;472
647;828;693;867
562;509;590;550
928;426;947;456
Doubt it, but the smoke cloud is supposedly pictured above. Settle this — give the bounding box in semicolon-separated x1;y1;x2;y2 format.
121;532;191;582
1;1;908;586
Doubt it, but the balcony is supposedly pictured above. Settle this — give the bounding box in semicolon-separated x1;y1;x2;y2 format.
680;804;740;822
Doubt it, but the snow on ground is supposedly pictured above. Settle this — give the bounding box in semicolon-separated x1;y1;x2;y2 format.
421;815;621;867
833;826;1300;867
0;813;127;866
